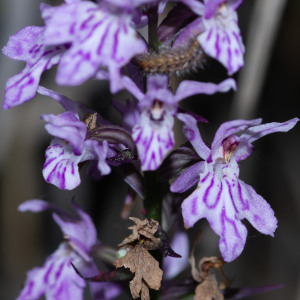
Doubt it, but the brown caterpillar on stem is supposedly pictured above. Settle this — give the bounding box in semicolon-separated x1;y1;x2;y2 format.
135;37;206;76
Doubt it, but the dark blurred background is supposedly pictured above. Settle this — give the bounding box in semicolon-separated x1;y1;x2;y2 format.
0;0;299;299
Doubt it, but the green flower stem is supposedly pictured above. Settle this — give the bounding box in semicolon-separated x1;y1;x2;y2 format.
144;170;165;300
144;7;163;300
144;170;162;223
147;6;159;52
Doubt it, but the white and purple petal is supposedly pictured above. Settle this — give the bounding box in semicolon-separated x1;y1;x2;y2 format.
43;2;147;93
240;118;299;144
182;170;247;262
133;111;174;171
198;3;245;74
41;111;87;155
170;161;205;193
232;118;299;162
2;26;64;109
174;78;236;102
53;201;97;261
85;140;112;175
233;179;277;236
209;118;261;161
17;243;86;300
37;86;78;113
43;138;84;190
177;113;210;160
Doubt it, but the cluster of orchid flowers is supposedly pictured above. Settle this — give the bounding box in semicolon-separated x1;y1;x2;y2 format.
3;0;298;299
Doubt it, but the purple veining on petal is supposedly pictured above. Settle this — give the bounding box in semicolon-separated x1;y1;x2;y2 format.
237;181;249;210
43;150;63;169
22;281;35;298
147;151;157;170
53;281;64;298
204;178;222;209
69;22;76;35
112;26;121;59
215;32;220;58
203;176;215;206
206;27;213;41
134;127;142;144
227;47;232;72
159;146;163;160
142;130;154;165
44;262;54;283
71;162;75;175
222;208;242;240
55;261;65;280
61;165;66;190
81;14;95;30
201;172;210;183
192;196;198;215
97;22;112;55
232;31;243;52
225;179;238;213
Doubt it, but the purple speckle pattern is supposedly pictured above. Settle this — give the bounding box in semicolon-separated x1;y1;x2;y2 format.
198;4;245;75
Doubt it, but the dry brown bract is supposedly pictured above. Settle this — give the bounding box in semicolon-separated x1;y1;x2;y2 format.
190;256;225;300
189;233;226;300
114;217;163;300
194;273;223;300
84;112;97;130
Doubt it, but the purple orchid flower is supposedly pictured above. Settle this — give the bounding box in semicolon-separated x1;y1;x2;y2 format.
174;0;245;75
17;199;120;300
121;75;236;171
38;87;114;190
40;0;147;93
2;26;64;109
171;115;298;262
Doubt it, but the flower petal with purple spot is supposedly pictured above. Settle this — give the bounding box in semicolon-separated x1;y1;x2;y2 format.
133;111;175;171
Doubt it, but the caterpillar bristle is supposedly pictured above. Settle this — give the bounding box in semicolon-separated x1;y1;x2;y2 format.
136;37;206;76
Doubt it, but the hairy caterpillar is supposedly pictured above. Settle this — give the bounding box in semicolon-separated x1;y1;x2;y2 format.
136;37;206;76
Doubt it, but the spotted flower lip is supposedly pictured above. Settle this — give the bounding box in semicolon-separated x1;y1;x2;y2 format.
121;75;236;171
41;0;147;93
174;0;245;75
38;87;114;190
2;26;64;109
17;199;121;300
171;115;298;262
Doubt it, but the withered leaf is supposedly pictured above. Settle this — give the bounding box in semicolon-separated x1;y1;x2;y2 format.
114;244;163;299
118;217;160;250
195;273;224;300
84;113;97;130
198;257;224;282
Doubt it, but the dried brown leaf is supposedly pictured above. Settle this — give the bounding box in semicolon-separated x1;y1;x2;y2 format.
198;257;224;281
84;113;97;130
195;273;224;300
118;217;160;250
114;244;163;299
